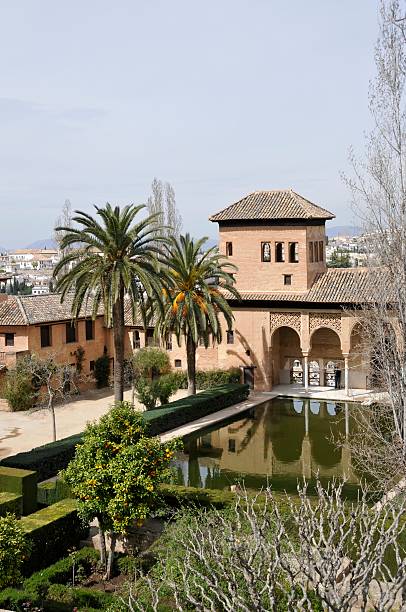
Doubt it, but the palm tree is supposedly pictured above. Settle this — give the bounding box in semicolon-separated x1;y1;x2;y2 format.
54;203;164;401
156;234;239;395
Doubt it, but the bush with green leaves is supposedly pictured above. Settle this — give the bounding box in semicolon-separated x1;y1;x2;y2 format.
154;372;180;405
1;368;35;411
133;347;170;378
135;377;158;410
94;353;110;388
0;513;31;589
62;401;181;578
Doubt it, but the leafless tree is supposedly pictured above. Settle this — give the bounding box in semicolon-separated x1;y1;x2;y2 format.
146;178;182;240
54;199;73;278
125;481;406;612
20;353;81;442
343;0;406;491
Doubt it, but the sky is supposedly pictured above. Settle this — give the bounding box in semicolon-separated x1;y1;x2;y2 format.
0;1;379;248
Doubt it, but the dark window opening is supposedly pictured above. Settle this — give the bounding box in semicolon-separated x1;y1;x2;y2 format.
261;242;271;262
40;325;52;348
309;242;314;263
228;439;236;453
166;337;173;351
85;319;94;341
227;330;234;344
146;329;155;347
275;242;285;262
226;242;233;256
288;242;299;263
5;333;14;347
174;359;182;368
89;360;95;372
314;241;319;262
284;274;292;286
133;331;141;349
66;322;76;344
319;240;324;262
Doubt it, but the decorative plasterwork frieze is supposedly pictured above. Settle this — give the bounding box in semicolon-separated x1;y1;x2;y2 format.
270;311;301;335
309;312;341;335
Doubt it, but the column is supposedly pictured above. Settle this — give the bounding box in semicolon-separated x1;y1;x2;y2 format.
344;354;349;396
304;354;309;392
344;402;349;439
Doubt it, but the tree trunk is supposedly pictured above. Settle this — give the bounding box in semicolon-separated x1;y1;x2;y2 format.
112;286;125;402
106;532;116;580
98;523;107;570
48;393;56;442
186;333;197;395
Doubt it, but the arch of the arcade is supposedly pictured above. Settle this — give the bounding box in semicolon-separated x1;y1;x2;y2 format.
269;310;370;391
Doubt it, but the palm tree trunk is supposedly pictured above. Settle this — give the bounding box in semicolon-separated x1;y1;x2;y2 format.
186;333;197;395
113;286;125;402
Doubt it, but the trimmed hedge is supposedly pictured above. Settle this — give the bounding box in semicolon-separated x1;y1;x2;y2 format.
174;367;241;389
37;478;72;506
0;547;113;611
143;383;250;436
20;498;87;574
0;466;37;515
1;432;83;482
1;384;250;480
0;491;23;517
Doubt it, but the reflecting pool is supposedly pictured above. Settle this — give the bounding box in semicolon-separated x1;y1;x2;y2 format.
171;397;361;496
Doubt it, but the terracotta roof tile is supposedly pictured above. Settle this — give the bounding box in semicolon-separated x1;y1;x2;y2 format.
225;268;381;304
210;189;335;223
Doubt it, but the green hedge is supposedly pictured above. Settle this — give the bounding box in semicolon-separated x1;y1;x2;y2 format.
1;384;250;481
0;491;23;517
143;383;250;435
1;433;83;482
174;367;241;389
0;547;113;611
20;498;87;574
0;466;37;515
37;479;72;506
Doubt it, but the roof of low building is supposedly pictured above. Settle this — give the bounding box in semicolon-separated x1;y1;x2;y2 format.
209;189;335;223
0;293;147;327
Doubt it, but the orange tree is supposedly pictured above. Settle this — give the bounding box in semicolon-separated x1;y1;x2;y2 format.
62;402;180;579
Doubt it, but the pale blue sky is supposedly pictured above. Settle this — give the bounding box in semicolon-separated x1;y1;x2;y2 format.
0;1;378;247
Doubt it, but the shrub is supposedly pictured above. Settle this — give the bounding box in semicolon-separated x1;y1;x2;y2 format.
133;347;170;378
155;372;180;405
136;372;180;410
135;377;158;410
0;514;31;589
1;368;35;411
94;354;110;388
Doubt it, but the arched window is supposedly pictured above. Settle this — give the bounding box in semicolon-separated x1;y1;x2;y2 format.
261;242;271;262
133;330;140;349
275;242;285;262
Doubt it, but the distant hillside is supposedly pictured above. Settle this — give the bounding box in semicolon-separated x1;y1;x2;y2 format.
25;238;57;249
326;225;361;238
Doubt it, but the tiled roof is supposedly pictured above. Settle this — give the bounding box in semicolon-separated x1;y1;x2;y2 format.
224;268;381;304
210;189;335;223
0;296;27;325
0;293;150;327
